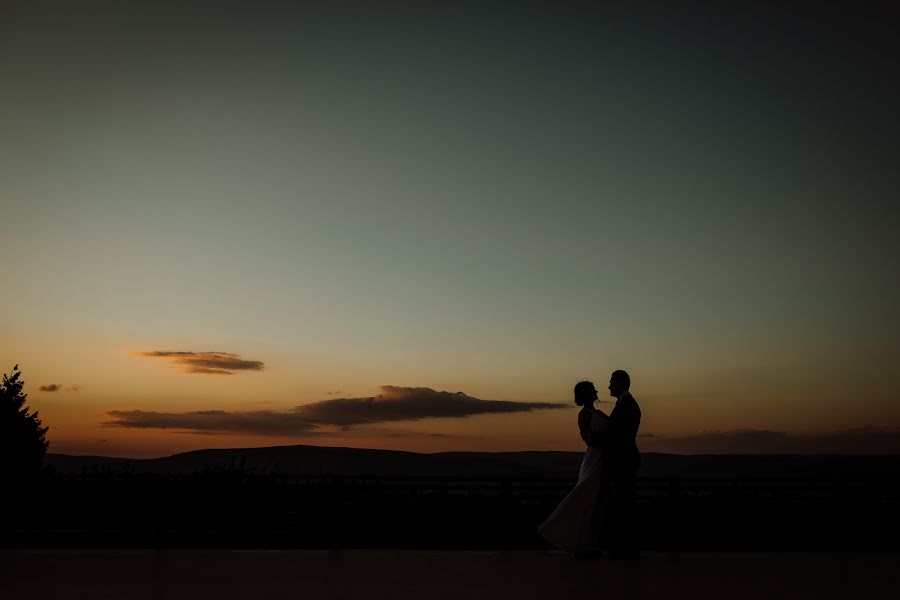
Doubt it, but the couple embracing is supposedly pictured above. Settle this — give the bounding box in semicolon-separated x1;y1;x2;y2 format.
538;370;641;559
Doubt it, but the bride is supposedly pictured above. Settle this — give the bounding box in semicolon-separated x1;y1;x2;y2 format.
537;380;608;554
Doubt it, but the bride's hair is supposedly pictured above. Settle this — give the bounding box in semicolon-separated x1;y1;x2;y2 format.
573;380;594;406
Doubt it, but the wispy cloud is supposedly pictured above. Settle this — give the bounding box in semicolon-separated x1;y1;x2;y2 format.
136;351;265;375
639;427;900;454
40;383;81;392
104;386;566;436
105;409;318;436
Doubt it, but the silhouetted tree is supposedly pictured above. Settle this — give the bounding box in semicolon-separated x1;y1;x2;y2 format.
1;365;49;475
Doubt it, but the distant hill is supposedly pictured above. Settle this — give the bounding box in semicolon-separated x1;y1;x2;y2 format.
45;444;900;479
45;445;574;477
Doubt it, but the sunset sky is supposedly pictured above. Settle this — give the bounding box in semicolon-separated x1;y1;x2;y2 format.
2;1;898;457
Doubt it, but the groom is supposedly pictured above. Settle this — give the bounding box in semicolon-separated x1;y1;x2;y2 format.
587;369;641;559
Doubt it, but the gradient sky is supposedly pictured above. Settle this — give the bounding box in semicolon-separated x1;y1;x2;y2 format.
2;1;899;457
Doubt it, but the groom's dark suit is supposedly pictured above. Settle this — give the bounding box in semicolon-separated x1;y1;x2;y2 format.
588;392;641;557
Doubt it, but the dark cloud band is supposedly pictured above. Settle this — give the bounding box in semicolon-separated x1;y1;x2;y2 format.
296;386;565;426
136;351;264;375
104;409;316;436
104;385;567;435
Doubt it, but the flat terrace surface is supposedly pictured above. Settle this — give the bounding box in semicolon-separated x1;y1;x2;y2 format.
2;550;898;600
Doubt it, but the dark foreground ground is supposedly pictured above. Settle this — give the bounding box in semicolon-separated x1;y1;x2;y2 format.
2;550;898;600
11;470;899;550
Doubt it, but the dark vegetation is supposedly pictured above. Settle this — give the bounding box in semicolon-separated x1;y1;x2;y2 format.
1;365;49;476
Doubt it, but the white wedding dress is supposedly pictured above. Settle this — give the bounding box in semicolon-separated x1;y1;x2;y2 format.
537;408;608;553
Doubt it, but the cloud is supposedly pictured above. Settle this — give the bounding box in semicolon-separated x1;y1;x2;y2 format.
40;383;80;392
104;386;566;436
295;386;565;427
136;351;265;375
105;409;318;436
639;427;900;454
386;432;453;438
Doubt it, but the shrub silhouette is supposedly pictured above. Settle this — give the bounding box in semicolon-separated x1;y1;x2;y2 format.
1;364;49;475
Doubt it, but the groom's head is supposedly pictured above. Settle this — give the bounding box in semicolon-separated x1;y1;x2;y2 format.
608;370;630;397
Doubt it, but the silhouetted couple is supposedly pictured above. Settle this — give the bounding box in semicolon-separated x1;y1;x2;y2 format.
538;370;641;559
